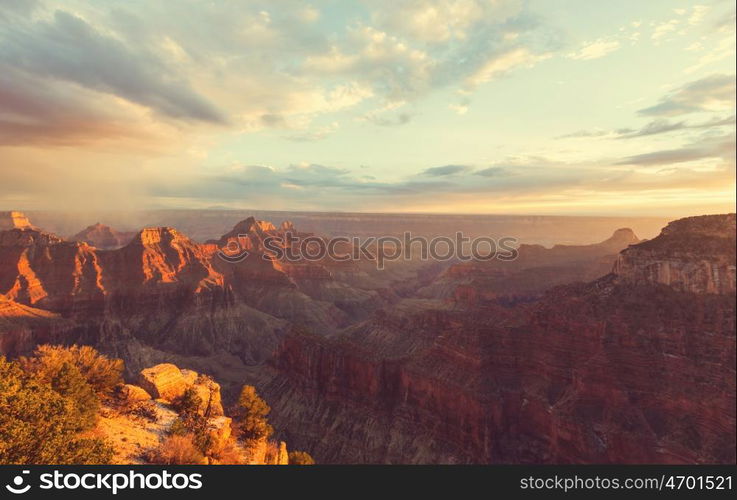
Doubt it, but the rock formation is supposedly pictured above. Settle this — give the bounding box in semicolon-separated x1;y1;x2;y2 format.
259;215;735;463
1;212;734;464
614;214;736;294
420;227;640;302
0;211;33;230
71;223;136;250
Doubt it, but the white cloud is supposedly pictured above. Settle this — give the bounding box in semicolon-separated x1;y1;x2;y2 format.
567;39;621;60
466;48;548;87
652;19;680;41
688;5;709;25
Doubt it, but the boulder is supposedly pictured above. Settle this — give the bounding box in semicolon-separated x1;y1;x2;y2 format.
138;363;187;402
118;384;151;402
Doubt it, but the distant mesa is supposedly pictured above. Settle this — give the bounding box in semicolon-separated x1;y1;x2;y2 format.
0;211;33;230
208;216;281;248
72;223;136;250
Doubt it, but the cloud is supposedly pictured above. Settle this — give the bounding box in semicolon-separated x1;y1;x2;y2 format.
0;10;226;124
284;122;340;142
616;135;735;166
616;115;735;139
0;0;551;145
567;39;620;60
421;165;472;176
465;48;548;88
368;0;524;43
475;167;510;177
688;5;709;25
651;19;679;41
638;74;736;117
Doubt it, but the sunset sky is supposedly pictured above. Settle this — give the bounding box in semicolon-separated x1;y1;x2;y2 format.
0;0;734;216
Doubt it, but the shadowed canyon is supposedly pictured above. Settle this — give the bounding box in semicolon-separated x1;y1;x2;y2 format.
0;210;734;464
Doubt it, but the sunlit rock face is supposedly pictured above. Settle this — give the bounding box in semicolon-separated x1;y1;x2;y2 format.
0;211;33;230
614;214;736;294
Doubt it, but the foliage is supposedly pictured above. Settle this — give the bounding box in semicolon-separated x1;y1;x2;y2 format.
211;439;246;465
0;357;113;464
49;362;100;431
172;387;202;418
19;344;123;395
146;435;205;465
233;385;274;441
288;450;315;465
168;392;213;456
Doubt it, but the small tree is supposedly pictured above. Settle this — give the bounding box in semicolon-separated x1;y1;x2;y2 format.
233;385;273;441
288;450;315;465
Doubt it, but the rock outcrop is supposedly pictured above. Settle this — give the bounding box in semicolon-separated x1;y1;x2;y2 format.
0;211;33;230
137;363;224;415
118;384;152;402
138;363;189;401
614;214;736;294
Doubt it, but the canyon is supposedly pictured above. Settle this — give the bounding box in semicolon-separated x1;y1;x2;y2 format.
0;210;734;464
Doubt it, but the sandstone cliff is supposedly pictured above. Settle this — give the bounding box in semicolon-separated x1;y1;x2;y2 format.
613;214;736;294
260;215;735;463
1;212;733;464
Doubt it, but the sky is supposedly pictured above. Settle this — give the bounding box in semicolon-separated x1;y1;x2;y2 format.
0;0;734;216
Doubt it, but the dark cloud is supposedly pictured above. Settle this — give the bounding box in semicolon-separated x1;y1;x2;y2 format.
0;65;135;146
421;165;471;176
0;10;226;125
638;74;735;117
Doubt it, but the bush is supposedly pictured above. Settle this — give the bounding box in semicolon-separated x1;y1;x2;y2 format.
210;439;245;465
288;450;315;465
168;413;213;456
146;435;205;465
50;362;100;431
20;345;124;395
172;387;202;418
0;357;113;464
233;385;273;441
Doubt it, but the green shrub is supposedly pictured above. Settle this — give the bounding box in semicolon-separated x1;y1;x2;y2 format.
0;357;113;464
50;362;100;431
20;345;123;395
